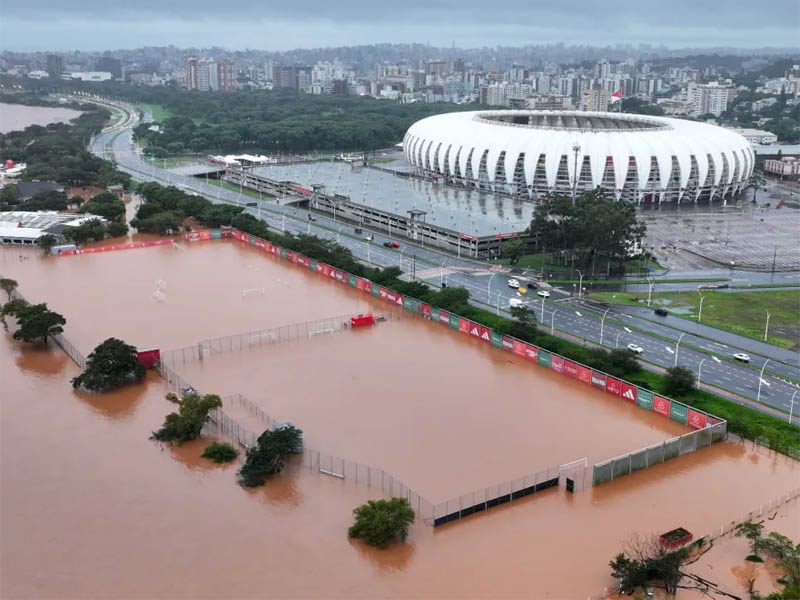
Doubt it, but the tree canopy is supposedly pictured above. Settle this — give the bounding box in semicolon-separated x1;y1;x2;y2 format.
151;393;223;444
72;337;146;392
12;302;66;344
348;498;416;548
0;278;18;300
238;425;303;487
78;191;126;222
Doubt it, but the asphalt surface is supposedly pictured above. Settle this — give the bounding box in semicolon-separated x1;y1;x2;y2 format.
88;100;800;421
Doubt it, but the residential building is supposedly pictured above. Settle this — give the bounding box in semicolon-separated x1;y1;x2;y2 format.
687;82;736;116
764;157;800;179
580;84;610;111
95;57;122;79
46;54;63;79
730;128;778;145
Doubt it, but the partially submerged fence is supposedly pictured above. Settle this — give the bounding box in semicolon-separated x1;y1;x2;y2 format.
592;421;728;486
160;311;398;367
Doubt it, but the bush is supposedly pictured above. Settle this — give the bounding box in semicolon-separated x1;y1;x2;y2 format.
664;366;696;397
348;498;415;548
202;442;238;463
238;425;303;487
745;554;764;562
106;221;129;237
151;393;222;444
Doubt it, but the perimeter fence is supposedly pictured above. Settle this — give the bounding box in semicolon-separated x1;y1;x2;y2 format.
592;421;728;486
160;311;398;367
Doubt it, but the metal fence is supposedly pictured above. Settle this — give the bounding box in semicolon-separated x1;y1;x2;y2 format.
160;311;399;367
592;421;727;486
431;464;581;527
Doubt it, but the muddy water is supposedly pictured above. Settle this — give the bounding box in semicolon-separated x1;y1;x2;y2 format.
178;316;689;501
0;103;82;133
2;240;798;598
0;241;386;353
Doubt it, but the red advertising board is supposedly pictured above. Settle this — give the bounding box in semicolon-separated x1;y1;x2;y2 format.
285;250;295;262
321;264;331;277
563;360;579;378
379;287;388;301
620;382;637;403
458;318;470;334
296;255;309;267
386;290;403;306
687;409;707;430
421;303;431;318
578;365;592;385
590;370;607;389
356;278;367;292
653;396;671;417
523;344;538;362
502;336;515;351
512;339;526;357
59;239;175;256
550;355;564;373
468;322;491;343
183;230;211;242
707;416;720;426
605;376;621;396
438;310;450;325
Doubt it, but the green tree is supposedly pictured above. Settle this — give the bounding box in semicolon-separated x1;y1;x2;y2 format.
0;184;17;209
609;534;690;596
501;238;525;265
735;521;765;558
106;221;129;237
0;298;28;329
151;393;223;444
63;218;108;245
664;365;696;397
0;278;18;300
238;425;304;487
78;191;126;221
348;498;416;548
748;172;767;203
72;337;146;392
12;302;66;344
202;442;239;463
36;233;58;254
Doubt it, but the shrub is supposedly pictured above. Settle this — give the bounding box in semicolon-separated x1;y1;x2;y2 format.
238;425;303;487
348;498;415;548
151;393;222;444
202;442;238;463
664;366;696;397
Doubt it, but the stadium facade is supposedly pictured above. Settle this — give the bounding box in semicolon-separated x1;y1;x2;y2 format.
403;111;755;203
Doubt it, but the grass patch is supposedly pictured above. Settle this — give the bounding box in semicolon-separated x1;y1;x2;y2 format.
205;179;274;199
369;157;398;164
140;103;172;123
502;252;663;275
587;290;800;350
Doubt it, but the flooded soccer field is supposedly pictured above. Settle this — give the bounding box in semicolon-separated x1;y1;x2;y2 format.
2;238;798;598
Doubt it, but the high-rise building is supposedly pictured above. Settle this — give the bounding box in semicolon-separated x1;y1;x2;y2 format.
46;55;63;79
216;59;235;92
580;84;610;111
96;57;122;79
687;82;736;117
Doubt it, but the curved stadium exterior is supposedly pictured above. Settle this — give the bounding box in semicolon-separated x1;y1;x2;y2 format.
403;111;754;203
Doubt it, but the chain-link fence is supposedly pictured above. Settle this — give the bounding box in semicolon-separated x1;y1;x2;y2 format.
160;311;399;367
592;421;727;486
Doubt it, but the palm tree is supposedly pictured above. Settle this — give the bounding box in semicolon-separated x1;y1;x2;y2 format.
748;172;766;204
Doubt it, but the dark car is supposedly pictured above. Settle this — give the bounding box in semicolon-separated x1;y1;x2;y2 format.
383;241;393;248
654;308;668;316
527;282;538;289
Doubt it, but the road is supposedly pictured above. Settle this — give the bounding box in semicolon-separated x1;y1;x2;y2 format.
88;100;800;421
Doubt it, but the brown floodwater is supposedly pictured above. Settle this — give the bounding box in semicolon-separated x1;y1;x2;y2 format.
176;316;690;501
2;239;798;599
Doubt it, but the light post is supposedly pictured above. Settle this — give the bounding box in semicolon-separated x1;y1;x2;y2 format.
399;247;405;270
615;330;623;349
496;291;502;315
674;332;686;367
757;359;771;404
576;270;583;299
600;308;610;345
647;277;655;307
365;241;371;264
541;293;546;322
697;358;706;389
337;226;343;244
764;309;771;342
790;390;797;425
440;259;447;286
698;293;705;323
488;271;498;303
551;310;556;335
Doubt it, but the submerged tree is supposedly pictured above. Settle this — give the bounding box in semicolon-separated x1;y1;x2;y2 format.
12;303;66;345
36;234;59;254
72;337;146;392
151;393;222;444
0;278;18;301
348;498;416;548
238;425;303;487
202;442;239;464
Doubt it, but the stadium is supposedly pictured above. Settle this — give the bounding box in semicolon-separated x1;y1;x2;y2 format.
403;111;755;203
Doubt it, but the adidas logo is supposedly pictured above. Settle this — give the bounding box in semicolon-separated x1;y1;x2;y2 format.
623;389;636;401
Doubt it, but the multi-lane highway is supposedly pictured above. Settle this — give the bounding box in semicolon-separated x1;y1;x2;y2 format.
88;100;800;421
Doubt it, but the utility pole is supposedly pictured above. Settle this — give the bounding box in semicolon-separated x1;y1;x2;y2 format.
772;245;777;274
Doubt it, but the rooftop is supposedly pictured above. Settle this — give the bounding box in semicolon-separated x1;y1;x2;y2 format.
474;110;670;132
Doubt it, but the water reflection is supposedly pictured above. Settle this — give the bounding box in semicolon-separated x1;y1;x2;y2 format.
349;537;416;574
72;372;154;421
13;341;69;377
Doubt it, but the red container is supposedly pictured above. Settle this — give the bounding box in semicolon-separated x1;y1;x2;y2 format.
137;348;161;368
350;314;375;328
659;527;693;548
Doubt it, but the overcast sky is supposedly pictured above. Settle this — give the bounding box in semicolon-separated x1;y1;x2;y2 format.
2;0;798;52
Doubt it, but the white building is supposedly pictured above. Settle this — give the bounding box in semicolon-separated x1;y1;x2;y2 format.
687;82;736;116
730;128;778;145
70;71;113;82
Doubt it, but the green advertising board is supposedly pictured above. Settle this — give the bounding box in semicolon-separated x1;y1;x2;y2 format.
669;402;689;424
431;307;440;322
348;274;357;287
309;259;317;271
248;235;255;246
449;314;459;330
371;283;380;297
403;296;413;311
490;330;503;348
636;388;654;411
412;299;422;314
210;229;222;239
537;350;551;367
280;248;287;259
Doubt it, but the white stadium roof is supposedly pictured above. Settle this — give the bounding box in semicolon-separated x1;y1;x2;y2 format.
403;110;755;203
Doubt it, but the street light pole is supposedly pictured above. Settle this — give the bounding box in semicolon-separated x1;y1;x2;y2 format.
541;294;546;322
757;359;771;403
488;271;498;303
698;293;705;323
440;259;447;286
790;390;798;425
764;309;771;342
647;277;655;307
674;332;686;367
697;358;706;389
576;270;583;299
600;308;610;345
551;310;556;335
399;247;405;270
615;330;623;348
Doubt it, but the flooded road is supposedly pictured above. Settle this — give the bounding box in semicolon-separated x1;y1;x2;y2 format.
176;315;689;501
2;239;798;598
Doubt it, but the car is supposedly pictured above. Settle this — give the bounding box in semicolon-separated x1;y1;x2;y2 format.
654;308;668;316
627;343;644;354
733;353;751;362
307;214;316;222
527;282;539;289
364;234;373;241
382;241;393;248
507;279;520;288
390;241;400;248
509;298;525;308
537;290;550;298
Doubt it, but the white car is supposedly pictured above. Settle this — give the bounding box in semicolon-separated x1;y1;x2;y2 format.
733;353;751;362
509;298;525;308
507;279;520;288
627;343;644;354
537;290;550;298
